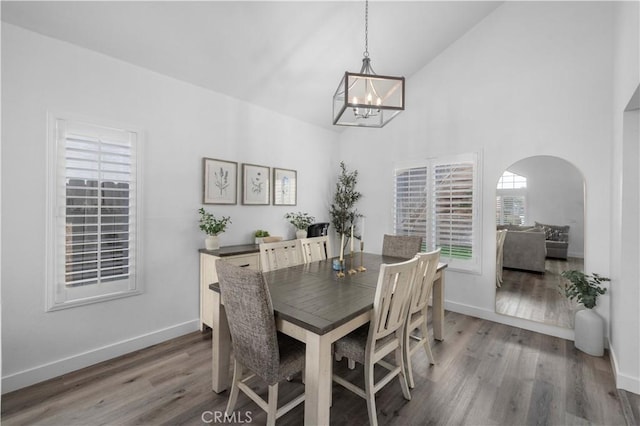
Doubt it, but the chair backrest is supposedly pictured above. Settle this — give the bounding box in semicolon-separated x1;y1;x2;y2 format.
215;260;280;384
299;236;331;263
306;222;329;238
370;257;419;343
408;249;441;316
259;239;304;272
382;234;423;259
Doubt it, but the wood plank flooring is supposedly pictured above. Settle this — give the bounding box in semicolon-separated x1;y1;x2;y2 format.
1;311;629;425
496;257;584;328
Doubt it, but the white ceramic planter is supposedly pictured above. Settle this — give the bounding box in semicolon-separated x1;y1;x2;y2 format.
205;235;220;251
296;229;307;239
574;308;604;356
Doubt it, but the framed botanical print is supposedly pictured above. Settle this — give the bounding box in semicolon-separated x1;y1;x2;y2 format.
273;168;297;206
203;158;237;204
242;163;270;205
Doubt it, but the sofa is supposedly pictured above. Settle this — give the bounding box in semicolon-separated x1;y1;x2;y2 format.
535;221;570;260
496;225;546;273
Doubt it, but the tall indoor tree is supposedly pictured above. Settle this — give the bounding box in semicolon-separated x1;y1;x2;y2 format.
330;161;363;251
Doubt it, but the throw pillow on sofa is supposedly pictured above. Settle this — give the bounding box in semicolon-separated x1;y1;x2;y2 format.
534;221;570;242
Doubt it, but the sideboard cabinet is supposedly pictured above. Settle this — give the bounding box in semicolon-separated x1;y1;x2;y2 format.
199;245;260;330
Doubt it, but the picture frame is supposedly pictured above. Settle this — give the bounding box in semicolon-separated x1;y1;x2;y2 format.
242;163;270;205
203;158;237;204
273;168;297;206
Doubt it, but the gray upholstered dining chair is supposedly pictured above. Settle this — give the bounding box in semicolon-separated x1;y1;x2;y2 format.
382;234;423;259
259;239;304;272
299;236;331;263
332;257;419;426
404;249;441;388
216;260;305;426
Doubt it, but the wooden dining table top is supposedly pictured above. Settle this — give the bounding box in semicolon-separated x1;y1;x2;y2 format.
209;252;447;336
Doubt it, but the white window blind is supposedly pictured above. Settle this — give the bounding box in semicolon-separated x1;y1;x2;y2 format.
496;170;527;225
394;153;480;273
496;194;526;225
393;166;428;251
47;114;142;310
432;162;475;262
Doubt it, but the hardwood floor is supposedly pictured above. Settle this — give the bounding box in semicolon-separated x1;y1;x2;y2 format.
1;311;629;425
496;257;584;328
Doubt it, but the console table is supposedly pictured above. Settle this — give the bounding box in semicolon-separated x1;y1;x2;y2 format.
199;244;260;330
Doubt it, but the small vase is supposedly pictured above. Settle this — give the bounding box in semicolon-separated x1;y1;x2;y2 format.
574;308;604;356
205;235;220;251
296;229;307;239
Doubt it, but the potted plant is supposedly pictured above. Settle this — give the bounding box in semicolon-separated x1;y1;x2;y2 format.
560;270;610;356
285;212;315;239
329;161;362;253
254;229;270;245
198;207;231;250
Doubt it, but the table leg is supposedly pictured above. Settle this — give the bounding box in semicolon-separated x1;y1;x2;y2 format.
211;291;231;393
432;271;445;341
304;332;332;425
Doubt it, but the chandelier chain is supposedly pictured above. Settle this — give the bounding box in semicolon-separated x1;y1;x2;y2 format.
363;0;369;58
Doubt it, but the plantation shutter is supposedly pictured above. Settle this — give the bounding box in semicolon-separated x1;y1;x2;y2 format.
496;194;526;225
393;166;428;251
431;162;475;261
61;122;137;287
48;115;141;311
393;153;480;272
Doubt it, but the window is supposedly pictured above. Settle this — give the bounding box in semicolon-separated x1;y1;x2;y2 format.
497;170;527;190
46;113;142;310
394;153;481;273
496;171;527;225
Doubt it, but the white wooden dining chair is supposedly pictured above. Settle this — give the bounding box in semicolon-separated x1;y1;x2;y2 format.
382;234;423;259
332;257;419;426
259;240;304;272
496;229;508;287
404;249;441;388
299;236;331;263
216;261;305;426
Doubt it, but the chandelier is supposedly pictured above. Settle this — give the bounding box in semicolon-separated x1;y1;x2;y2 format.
333;0;405;128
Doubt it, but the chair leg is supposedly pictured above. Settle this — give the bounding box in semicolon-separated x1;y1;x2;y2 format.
364;361;378;426
266;383;279;426
348;358;356;370
420;319;435;365
226;360;242;415
396;342;412;401
405;324;415;389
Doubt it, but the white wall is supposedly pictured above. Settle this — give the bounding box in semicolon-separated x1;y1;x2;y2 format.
507;155;585;257
1;24;337;392
609;1;640;394
337;2;613;341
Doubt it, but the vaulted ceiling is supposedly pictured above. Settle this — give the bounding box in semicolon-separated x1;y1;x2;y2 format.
1;1;502;131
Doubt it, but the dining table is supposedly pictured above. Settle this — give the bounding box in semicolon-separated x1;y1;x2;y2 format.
209;252;448;425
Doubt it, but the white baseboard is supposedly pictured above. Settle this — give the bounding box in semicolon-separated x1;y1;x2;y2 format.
609;343;640;394
1;319;200;394
444;300;575;341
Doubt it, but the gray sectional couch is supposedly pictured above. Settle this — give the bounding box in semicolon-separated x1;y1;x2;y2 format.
497;225;546;273
497;222;571;273
534;221;570;260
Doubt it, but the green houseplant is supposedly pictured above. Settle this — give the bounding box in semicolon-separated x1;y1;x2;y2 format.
329;161;362;252
285;212;315;238
560;270;610;356
560;270;609;309
198;207;231;250
254;229;270;244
